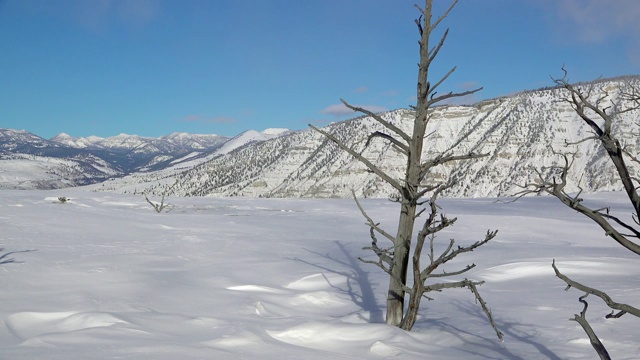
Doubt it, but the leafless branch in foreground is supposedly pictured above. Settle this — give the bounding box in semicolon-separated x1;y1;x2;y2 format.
523;68;640;358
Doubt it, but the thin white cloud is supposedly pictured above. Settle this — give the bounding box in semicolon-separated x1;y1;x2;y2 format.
118;0;160;27
459;81;482;91
554;0;640;63
353;86;368;93
319;104;387;118
181;115;237;124
319;104;353;117
556;0;640;43
20;0;161;32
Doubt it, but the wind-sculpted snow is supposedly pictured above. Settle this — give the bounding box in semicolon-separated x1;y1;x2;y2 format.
118;76;640;198
1;190;639;358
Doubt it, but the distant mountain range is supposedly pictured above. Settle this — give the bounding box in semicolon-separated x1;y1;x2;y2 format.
0;128;288;189
2;76;639;197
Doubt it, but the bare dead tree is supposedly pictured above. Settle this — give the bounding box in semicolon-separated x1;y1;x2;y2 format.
0;248;36;265
516;69;640;358
310;0;500;335
144;192;172;213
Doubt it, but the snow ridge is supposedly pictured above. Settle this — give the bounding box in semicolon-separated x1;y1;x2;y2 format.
118;76;640;198
3;76;640;196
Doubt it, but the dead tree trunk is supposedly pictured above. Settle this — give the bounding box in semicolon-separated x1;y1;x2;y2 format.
310;0;500;335
387;201;416;325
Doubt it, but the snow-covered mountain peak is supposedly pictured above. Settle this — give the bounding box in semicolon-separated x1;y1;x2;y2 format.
86;135;104;142
50;133;87;148
262;128;290;137
213;130;268;156
0;128;41;140
163;132;219;140
114;133;140;138
51;132;72;140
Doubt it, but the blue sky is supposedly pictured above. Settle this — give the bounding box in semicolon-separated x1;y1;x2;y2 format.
1;0;639;139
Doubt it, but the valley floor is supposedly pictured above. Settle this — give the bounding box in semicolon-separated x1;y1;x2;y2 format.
0;190;639;359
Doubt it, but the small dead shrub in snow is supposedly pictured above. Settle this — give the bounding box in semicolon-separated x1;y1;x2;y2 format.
144;193;172;213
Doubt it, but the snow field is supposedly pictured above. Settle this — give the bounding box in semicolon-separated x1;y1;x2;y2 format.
0;190;639;359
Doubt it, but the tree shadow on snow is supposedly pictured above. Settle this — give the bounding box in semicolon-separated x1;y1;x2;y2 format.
415;298;562;360
290;241;385;323
290;244;562;359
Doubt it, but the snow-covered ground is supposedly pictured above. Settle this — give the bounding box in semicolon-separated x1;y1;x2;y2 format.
0;190;639;359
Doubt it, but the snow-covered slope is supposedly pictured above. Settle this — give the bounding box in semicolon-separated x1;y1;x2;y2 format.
5;76;640;196
0;131;232;189
50;132;229;155
0;128;61;152
213;130;268;156
0;153;119;190
0;190;638;358
50;133;90;148
120;76;640;198
262;128;291;137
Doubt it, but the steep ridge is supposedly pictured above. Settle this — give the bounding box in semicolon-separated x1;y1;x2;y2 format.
122;76;640;198
4;76;639;196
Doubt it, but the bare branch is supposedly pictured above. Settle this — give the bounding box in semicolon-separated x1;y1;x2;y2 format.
144;193;171;213
421;230;497;281
428;66;456;97
419;151;490;181
428;87;483;107
521;147;640;255
423;279;503;340
429;263;476;278
414;14;423;37
359;257;392;275
428;29;449;66
362;232;394;266
366;131;409;155
428;0;459;32
352;191;398;246
415;182;447;200
467;280;504;341
553;70;640;220
552;260;640;317
564;135;600;146
598;211;640;239
571;294;612;360
622;147;640;168
340;99;411;143
310;125;404;192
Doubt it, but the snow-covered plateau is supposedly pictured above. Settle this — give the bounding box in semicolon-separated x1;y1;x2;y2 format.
1;189;639;359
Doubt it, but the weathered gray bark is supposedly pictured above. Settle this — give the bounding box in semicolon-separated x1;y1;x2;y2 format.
387;201;415;325
310;0;500;334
